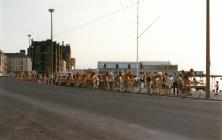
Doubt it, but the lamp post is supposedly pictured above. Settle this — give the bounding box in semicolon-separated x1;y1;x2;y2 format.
48;9;55;76
206;0;210;98
27;34;31;56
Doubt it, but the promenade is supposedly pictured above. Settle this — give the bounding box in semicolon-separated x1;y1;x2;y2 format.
133;87;222;101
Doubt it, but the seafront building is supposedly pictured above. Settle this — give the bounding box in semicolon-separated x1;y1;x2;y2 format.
98;61;178;76
5;50;32;74
28;39;75;74
0;50;7;75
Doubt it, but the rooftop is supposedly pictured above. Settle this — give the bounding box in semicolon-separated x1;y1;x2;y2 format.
141;61;171;65
5;53;29;58
98;61;172;65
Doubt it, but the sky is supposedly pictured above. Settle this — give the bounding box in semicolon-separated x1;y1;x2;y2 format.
1;0;222;74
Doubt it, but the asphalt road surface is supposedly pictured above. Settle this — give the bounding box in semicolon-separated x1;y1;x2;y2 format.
0;77;222;140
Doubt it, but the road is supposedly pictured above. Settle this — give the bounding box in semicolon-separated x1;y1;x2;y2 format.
0;77;222;140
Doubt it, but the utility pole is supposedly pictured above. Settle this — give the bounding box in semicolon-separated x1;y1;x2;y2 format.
136;1;159;79
136;0;139;79
206;0;210;98
48;9;55;76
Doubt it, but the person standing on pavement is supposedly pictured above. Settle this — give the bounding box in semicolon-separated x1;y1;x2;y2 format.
140;72;145;93
172;72;179;95
215;81;219;95
146;72;152;94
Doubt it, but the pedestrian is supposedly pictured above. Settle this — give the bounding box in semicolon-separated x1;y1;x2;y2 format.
146;72;152;94
215;81;219;95
140;72;145;93
172;72;179;95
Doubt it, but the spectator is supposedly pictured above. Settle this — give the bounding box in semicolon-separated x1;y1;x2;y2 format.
140;72;145;93
146;72;152;93
215;81;219;95
172;72;179;95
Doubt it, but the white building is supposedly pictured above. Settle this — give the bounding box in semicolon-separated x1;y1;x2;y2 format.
98;61;178;76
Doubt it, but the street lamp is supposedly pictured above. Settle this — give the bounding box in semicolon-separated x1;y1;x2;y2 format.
27;34;31;56
48;9;55;76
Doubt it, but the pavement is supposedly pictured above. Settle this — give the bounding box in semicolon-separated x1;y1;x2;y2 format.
189;90;222;101
0;77;222;140
29;78;222;101
128;86;222;101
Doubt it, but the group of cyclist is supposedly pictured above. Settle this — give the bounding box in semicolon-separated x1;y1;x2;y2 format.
14;68;199;97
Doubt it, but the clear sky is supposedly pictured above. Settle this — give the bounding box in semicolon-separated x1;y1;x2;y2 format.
1;0;222;74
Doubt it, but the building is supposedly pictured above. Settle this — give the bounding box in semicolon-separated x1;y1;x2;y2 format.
0;50;7;75
141;61;178;76
5;50;32;74
28;39;75;74
98;61;178;76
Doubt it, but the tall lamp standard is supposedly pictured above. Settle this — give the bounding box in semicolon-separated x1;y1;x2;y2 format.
27;34;32;73
48;8;55;76
27;34;31;56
